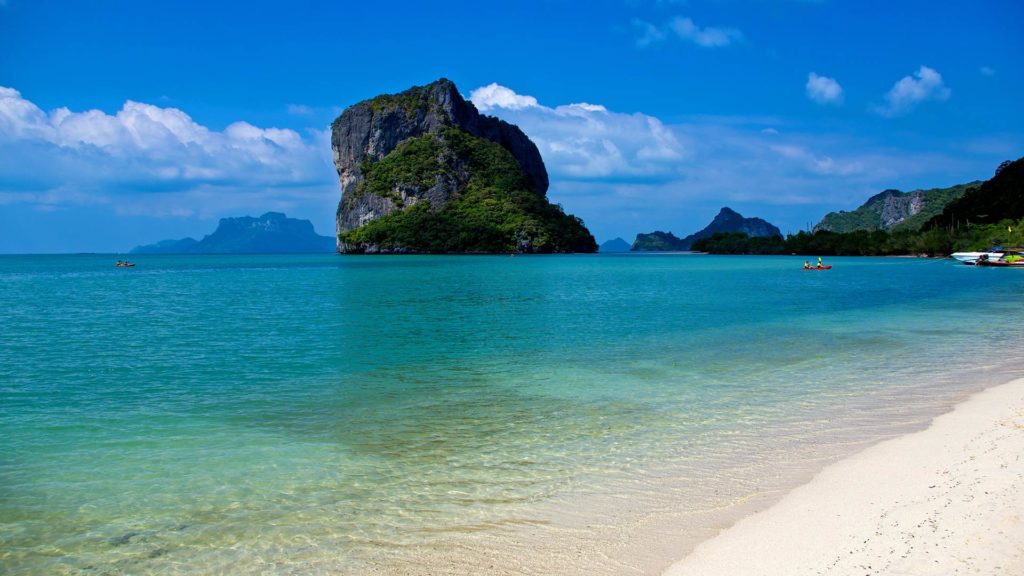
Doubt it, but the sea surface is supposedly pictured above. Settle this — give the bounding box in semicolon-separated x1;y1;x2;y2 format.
2;253;1022;575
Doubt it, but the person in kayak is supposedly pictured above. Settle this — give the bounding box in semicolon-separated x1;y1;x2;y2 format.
817;256;823;268
803;261;811;269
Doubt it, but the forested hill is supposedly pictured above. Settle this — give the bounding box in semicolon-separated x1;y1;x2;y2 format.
814;183;979;233
693;156;1024;256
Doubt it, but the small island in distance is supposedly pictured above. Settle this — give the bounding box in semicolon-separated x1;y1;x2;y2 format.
131;212;335;254
632;207;781;251
599;237;631;252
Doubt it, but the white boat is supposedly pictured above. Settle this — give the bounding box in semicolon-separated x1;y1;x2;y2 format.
952;251;1003;263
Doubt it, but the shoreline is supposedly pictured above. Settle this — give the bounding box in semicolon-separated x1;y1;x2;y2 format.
661;376;1024;576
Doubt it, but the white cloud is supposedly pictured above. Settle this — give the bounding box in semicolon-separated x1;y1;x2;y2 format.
470;83;685;179
468;83;540;111
0;86;333;216
979;66;996;77
805;72;843;105
634;16;742;48
875;66;950;117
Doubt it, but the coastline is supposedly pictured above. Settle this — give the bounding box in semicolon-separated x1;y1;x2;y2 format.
661;376;1024;576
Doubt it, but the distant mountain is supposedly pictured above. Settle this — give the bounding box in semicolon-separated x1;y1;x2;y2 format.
924;158;1024;229
814;183;979;234
631;231;687;251
632;207;780;251
599;237;631;252
131;212;335;254
131;237;200;254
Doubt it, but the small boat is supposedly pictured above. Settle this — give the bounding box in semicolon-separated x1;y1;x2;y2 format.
802;265;832;270
975;259;1024;267
974;251;1024;267
952;251;1003;264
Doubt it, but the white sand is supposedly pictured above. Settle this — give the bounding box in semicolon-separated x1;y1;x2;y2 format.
663;377;1024;576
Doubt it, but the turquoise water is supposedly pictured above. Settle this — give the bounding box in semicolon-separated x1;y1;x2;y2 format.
2;254;1022;574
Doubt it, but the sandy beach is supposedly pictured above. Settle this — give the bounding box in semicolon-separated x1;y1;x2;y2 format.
663;377;1024;576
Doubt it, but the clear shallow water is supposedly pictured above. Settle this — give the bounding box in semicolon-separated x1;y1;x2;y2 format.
2;254;1023;574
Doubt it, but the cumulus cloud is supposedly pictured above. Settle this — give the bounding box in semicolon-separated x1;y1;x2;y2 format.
469;83;685;179
0;86;333;216
467;83;539;111
634;16;742;48
805;73;843;105
875;66;950;117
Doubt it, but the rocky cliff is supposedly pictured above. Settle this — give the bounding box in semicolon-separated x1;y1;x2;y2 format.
131;212;334;254
331;78;595;253
813;183;978;233
632;208;780;251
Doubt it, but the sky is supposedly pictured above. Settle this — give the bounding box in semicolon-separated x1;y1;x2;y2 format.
1;0;1022;253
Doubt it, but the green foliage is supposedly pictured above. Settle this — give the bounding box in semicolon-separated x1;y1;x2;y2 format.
631;231;685;251
891;184;978;231
692;232;787;254
925;157;1024;230
693;217;1024;257
340;127;596;253
816;183;977;234
352;134;446;206
366;86;430;119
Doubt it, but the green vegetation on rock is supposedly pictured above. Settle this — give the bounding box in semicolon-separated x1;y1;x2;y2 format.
815;183;979;234
339;127;596;253
351;134;446;206
631;231;686;251
365;85;431;119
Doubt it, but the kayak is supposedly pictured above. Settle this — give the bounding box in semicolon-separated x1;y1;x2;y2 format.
802;266;832;270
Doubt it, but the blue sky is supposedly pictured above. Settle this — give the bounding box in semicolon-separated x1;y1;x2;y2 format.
1;0;1021;252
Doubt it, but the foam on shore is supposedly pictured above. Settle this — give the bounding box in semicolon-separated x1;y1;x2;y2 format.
663;377;1024;576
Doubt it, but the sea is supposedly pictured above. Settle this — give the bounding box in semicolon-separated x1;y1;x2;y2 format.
2;253;1022;575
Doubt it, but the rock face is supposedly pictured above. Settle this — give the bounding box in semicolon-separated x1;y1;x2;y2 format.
814;183;978;233
331;78;595;253
632;208;780;251
599;237;631;252
131;212;334;254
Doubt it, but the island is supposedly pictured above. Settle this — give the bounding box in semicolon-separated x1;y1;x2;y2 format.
632;207;781;251
130;212;335;254
331;78;596;254
599;237;631;252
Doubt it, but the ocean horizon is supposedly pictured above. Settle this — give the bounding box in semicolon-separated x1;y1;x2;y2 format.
2;253;1021;574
